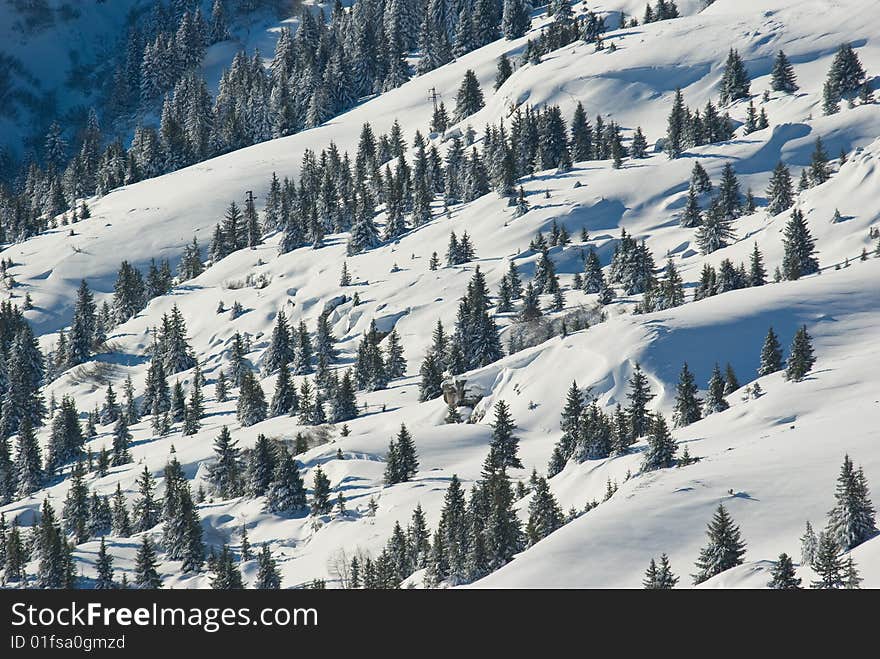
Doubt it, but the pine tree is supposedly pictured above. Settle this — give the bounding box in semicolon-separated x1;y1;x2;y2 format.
67;279;97;366
132;466;160;532
644;553;679;589
254;544;282;589
767;553;801;589
525;476;563;545
719;49;750;105
111;416;132;466
311;465;332;515
672;362;702;427
331;370;358;423
810;532;844;589
785;325;815;382
766;161;794;215
692;504;747;584
14;418;43;497
800;521;819;566
704;363;729;414
62;463;90;544
757;327;783;376
215;370;228;402
237;370;268;427
770;51;798;93
502;0;530;40
208;426;242;498
453;70;485;122
95;537;115;589
643;414;677;471
781;208;819;280
626;363;654;439
825;455;876;551
264;445;306;513
843;556;862;589
210;544;243;589
384;328;406;379
748;242;766;286
665;88;688;158
111;483;131;537
134;536;162;589
485;401;522;471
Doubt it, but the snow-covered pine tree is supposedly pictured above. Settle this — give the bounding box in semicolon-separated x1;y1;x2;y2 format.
810;531;844;589
236;370;267;427
825;455;876;551
134;535;162;589
132;466;160;533
525;476;563;545
255;543;282;589
770;50;798;93
453;70;485;122
208;426;243;498
766;161;794;215
311;465;332;515
692;503;747;584
642;413;677;471
785;325;815;382
626;363;654;439
767;553;801;589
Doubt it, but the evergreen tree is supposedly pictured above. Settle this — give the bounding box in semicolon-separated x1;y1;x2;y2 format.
749;243;766;286
692;504;747;584
264;446;307;514
134;536;162;589
331;370;359;423
825;455;876;551
665;88;688;158
208;426;242;498
781;208;819;280
770;51;798;93
672;362;702;427
94;537;115;589
384;423;419;485
785;325;815;382
704;363;729;414
502;0;530;40
626;363;654;439
644;553;679;589
111;416;132;467
810;532;844;589
525;476;563;545
758;327;783;376
111;483;131;537
800;521;819;566
14;419;43;497
254;544;282;589
210;545;243;589
719;49;750;105
311;465;332;515
453;70;485;122
642;414;677;471
485;400;522;471
62;463;90;544
67;280;97;366
237;370;268;427
767;553;801;589
766;161;794;215
132;466;160;533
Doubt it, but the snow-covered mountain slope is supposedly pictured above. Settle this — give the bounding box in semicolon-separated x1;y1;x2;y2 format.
2;0;880;589
0;0;301;156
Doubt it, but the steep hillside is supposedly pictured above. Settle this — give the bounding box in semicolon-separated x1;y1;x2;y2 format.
1;0;879;590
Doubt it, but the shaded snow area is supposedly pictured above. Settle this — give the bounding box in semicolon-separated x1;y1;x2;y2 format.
2;0;880;589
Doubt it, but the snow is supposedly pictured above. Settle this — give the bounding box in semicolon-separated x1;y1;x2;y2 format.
3;0;880;589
